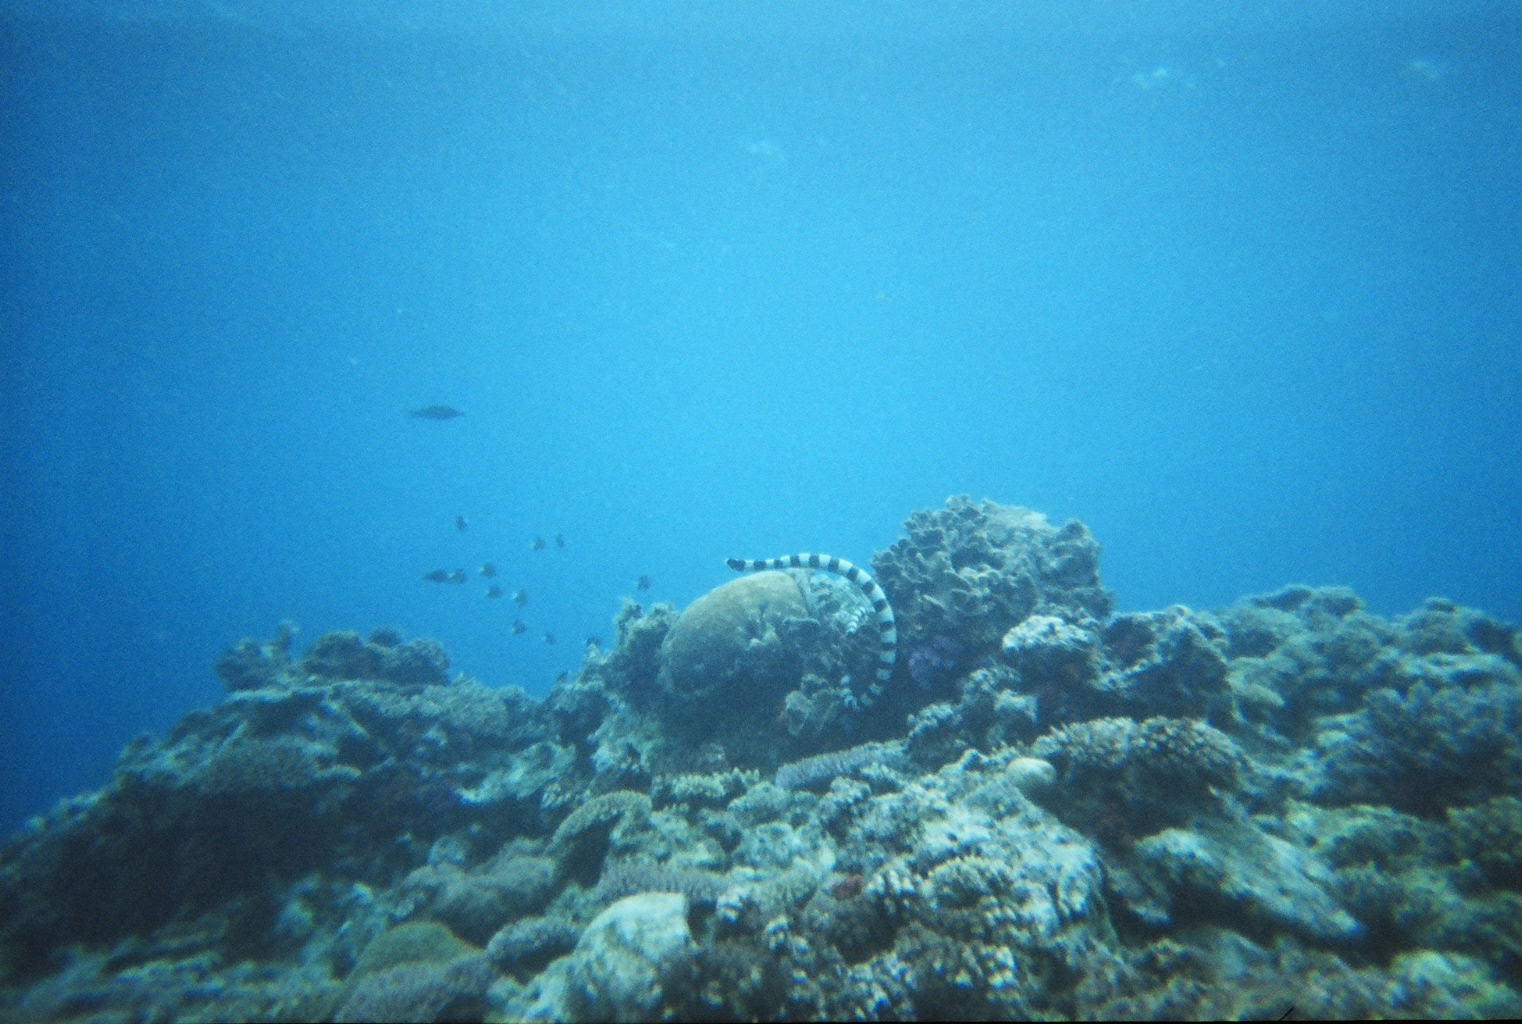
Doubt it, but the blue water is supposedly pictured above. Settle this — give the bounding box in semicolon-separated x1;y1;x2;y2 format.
2;0;1517;835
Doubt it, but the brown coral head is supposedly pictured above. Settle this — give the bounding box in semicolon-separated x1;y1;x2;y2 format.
658;572;808;705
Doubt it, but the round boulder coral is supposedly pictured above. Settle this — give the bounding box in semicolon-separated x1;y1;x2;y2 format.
658;571;808;706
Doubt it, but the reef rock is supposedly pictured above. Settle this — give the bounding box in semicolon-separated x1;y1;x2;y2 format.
517;892;696;1023
1110;816;1364;945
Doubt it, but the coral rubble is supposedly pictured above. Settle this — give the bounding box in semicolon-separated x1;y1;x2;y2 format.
1;497;1517;1021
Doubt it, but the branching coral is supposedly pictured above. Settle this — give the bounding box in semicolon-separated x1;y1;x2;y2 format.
872;496;1114;657
1315;670;1521;814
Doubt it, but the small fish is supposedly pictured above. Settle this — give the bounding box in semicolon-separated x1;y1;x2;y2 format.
512;590;528;607
448;569;468;584
456;515;469;532
423;569;452;583
636;575;653;591
555;671;570;684
554;533;566;548
479;562;498;578
408;405;464;420
486;584;504;599
543;632;556;646
511;620;528;635
530;536;546;551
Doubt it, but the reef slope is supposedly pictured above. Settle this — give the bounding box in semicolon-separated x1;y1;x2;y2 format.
1;498;1518;1021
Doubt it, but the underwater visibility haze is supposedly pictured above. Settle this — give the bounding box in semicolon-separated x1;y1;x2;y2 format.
1;1;1519;1019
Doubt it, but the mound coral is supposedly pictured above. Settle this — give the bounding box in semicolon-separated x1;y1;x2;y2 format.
658;571;808;707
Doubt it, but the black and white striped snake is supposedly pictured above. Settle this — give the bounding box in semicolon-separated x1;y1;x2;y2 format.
725;553;897;706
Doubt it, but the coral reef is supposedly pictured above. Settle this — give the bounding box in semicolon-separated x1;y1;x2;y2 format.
0;501;1518;1021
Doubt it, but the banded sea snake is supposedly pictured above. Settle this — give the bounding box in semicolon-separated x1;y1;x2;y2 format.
726;554;897;707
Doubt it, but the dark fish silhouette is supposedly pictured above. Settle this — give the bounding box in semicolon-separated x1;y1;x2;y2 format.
480;562;498;578
554;533;566;548
409;405;464;420
423;569;452;583
543;632;556;646
511;620;528;635
456;515;469;532
447;569;468;584
512;590;528;607
530;536;546;551
636;575;653;591
486;584;504;599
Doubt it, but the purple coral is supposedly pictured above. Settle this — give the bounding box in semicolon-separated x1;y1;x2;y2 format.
908;634;966;689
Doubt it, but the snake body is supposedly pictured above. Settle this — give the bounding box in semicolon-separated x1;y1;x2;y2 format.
725;553;897;706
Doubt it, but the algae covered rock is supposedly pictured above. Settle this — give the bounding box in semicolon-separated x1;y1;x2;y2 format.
1110;818;1364;945
521;893;696;1023
658;571;808;706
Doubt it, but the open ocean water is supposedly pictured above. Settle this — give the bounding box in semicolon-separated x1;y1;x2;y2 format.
0;2;1518;1020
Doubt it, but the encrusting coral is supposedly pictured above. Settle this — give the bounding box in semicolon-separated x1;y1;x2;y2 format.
0;500;1517;1021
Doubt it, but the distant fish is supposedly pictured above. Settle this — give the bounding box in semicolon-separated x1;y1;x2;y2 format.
456;515;469;532
486;584;504;599
555;671;570;684
447;569;468;584
479;562;498;578
423;569;452;583
543;632;556;646
636;575;653;591
511;620;528;635
409;405;464;420
554;533;566;549
530;536;546;551
512;590;528;607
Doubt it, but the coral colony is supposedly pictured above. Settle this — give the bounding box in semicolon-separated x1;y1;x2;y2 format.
1;497;1517;1020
